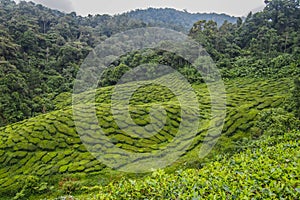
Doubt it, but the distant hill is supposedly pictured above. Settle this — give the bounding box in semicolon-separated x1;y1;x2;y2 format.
125;8;238;32
0;0;298;128
0;0;238;127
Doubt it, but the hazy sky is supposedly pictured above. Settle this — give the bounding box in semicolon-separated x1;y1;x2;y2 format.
15;0;266;17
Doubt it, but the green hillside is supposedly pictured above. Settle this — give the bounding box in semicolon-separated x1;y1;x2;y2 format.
125;8;237;32
0;0;299;199
0;75;297;199
78;130;300;199
0;0;236;127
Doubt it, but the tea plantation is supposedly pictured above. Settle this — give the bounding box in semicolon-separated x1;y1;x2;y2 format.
0;76;298;199
79;130;300;199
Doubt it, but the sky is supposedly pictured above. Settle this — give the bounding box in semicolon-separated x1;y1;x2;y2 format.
14;0;266;17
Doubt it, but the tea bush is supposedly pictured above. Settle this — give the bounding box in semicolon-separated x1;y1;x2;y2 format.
81;131;300;199
0;76;295;198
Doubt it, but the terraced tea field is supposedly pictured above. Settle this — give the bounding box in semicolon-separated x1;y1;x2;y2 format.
0;76;293;197
78;130;300;199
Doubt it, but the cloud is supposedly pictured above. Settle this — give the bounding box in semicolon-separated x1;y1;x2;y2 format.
33;0;74;13
14;0;265;17
71;0;265;17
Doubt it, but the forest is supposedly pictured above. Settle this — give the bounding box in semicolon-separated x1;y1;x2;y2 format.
0;0;239;127
0;0;299;199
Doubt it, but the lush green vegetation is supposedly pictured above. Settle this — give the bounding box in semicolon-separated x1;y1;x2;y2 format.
189;0;300;73
126;8;237;32
0;0;299;199
0;75;298;199
78;130;300;199
0;0;236;127
0;0;148;126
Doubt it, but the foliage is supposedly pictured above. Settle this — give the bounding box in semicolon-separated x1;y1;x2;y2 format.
79;130;300;199
0;76;292;198
58;177;82;195
190;0;300;78
13;176;52;200
0;0;299;126
0;0;148;126
254;108;300;136
293;78;300;118
126;8;237;32
0;0;299;199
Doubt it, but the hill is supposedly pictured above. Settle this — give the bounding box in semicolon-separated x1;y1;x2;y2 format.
0;74;298;198
1;0;298;127
125;8;238;32
78;130;300;199
0;0;299;199
0;0;237;127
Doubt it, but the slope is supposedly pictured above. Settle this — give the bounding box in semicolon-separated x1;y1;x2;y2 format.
126;8;238;32
78;130;300;199
0;75;293;198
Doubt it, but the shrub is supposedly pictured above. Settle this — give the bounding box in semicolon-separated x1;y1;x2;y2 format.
59;177;82;195
292;78;300;119
13;176;52;200
81;131;300;199
255;108;299;136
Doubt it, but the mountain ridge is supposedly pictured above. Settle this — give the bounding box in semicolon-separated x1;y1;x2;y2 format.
125;7;238;32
